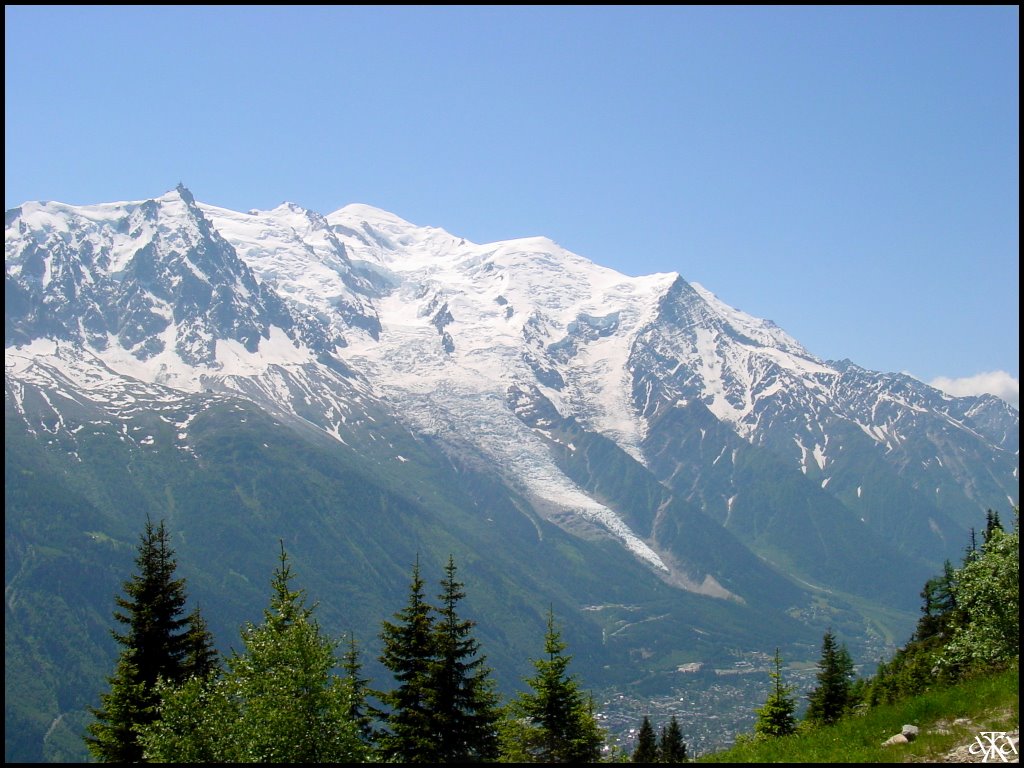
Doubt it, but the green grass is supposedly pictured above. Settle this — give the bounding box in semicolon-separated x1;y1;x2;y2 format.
698;664;1018;763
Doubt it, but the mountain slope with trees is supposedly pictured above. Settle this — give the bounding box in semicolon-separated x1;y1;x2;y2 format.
701;508;1019;762
6;187;1018;762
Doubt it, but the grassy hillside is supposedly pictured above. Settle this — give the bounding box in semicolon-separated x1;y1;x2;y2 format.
697;664;1018;763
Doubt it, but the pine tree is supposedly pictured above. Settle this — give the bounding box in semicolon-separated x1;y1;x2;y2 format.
911;559;959;643
966;527;979;562
984;509;1004;543
139;543;368;762
342;632;376;746
182;606;219;680
504;607;606;762
805;629;854;726
658;715;687;763
226;543;366;762
754;648;797;738
86;517;197;762
378;557;439;762
430;555;501;762
85;658;151;762
632;716;657;763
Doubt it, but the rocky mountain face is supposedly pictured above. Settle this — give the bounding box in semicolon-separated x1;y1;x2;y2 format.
5;186;1018;761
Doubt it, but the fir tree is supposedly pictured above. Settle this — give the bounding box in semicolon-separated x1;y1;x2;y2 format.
984;509;1004;543
753;648;797;738
224;543;365;762
342;632;376;745
86;517;197;762
966;527;979;562
139;544;368;762
85;658;150;762
911;560;958;643
632;716;657;763
504;607;605;762
182;606;219;680
429;555;501;762
805;629;854;726
378;557;439;762
658;715;687;763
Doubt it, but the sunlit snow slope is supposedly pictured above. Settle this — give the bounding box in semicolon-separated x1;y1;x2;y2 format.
6;186;1018;591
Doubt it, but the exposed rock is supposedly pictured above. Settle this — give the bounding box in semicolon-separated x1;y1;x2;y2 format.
939;730;1019;763
912;719;1019;763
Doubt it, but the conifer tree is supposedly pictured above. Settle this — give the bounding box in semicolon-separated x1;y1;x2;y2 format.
911;559;959;643
227;543;366;762
966;527;979;561
86;517;197;762
182;606;219;680
805;629;854;726
139;543;368;762
430;555;501;762
754;648;797;738
658;715;687;763
342;632;376;745
984;509;1004;542
632;716;657;763
504;607;605;762
85;658;150;762
378;557;439;762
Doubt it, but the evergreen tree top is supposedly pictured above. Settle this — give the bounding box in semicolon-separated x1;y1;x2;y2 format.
264;540;315;631
86;517;205;762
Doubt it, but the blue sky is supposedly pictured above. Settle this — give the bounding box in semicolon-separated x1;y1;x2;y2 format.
5;6;1018;405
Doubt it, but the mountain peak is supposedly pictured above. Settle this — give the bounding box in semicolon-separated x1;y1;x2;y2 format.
331;202;418;227
5;184;1019;767
6;187;1017;566
175;182;195;204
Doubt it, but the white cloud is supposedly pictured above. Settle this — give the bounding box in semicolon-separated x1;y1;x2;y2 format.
929;371;1019;409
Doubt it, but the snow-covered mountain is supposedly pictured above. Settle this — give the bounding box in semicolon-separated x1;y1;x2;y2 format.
7;185;1017;574
5;185;1018;761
